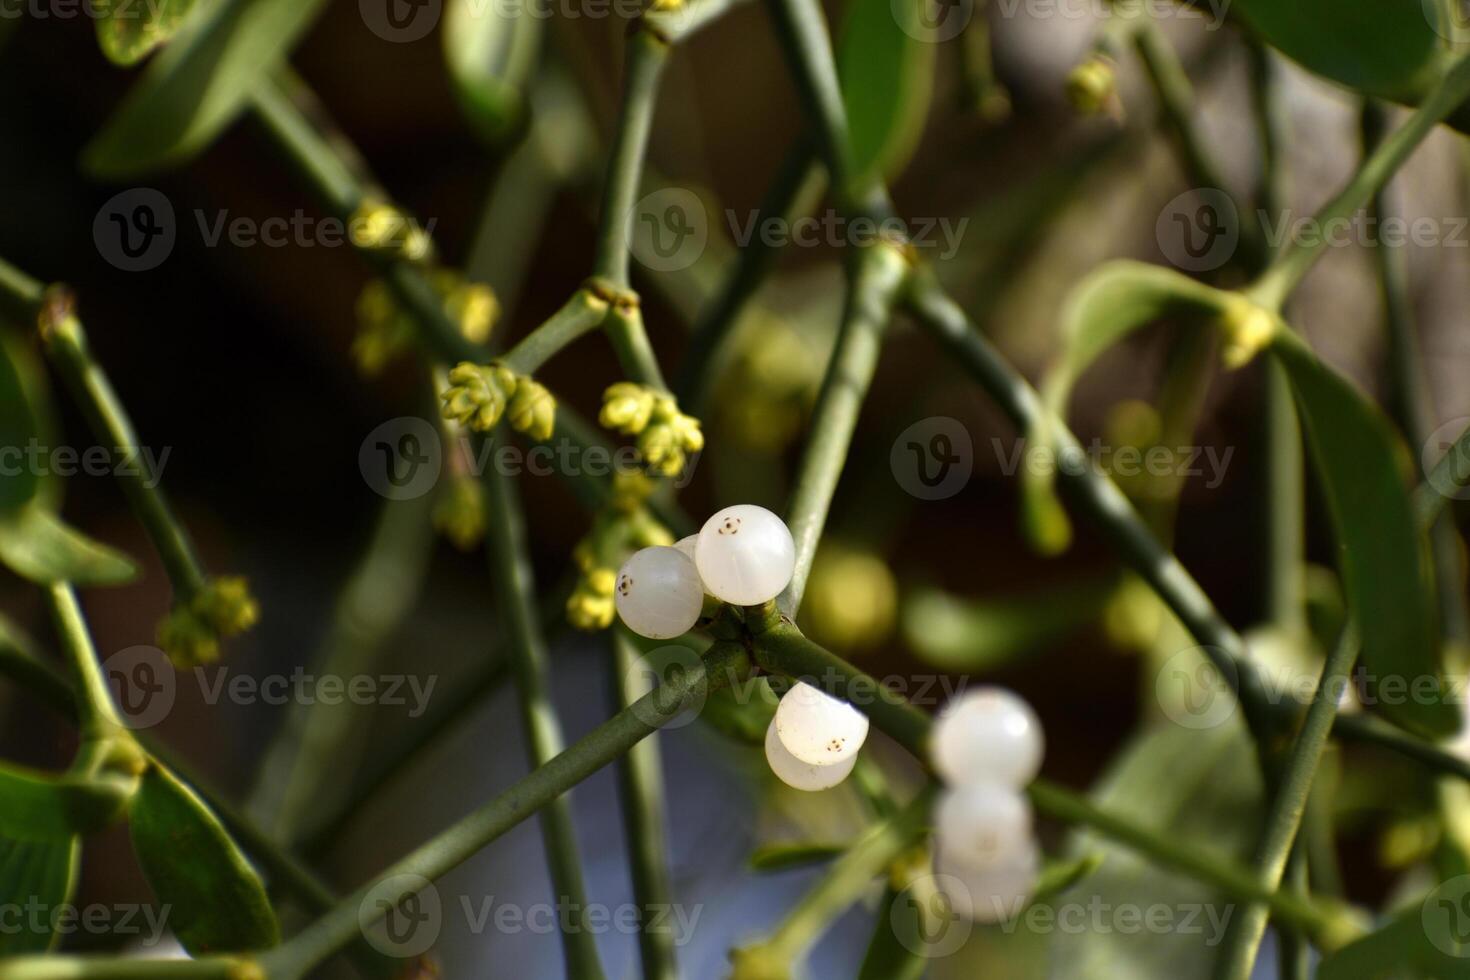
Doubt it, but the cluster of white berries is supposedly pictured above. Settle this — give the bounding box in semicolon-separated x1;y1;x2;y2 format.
765;681;871;791
929;688;1045;923
614;504;797;639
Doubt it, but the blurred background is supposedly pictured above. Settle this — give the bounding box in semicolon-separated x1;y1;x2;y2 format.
2;0;1469;975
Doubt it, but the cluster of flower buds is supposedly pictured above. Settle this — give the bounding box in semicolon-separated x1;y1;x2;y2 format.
157;576;260;668
599;383;704;477
441;360;556;441
353;269;498;376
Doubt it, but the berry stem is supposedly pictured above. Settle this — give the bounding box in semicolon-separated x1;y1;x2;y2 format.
42;584;125;738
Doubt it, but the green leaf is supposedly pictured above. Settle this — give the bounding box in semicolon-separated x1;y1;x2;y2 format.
129;765;280;954
0;834;80;955
1024;261;1231;554
1319;902;1470;980
96;0;198;66
0;761;134;841
1031;852;1105;905
901;577;1113;672
1270;333;1457;738
1050;720;1263;977
83;0;332;177
0;505;139;587
836;0;935;186
748;840;847;872
443;0;543;144
857;884;926;980
1230;0;1449;103
0;330;42;514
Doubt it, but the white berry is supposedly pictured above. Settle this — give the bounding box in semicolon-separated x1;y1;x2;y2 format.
614;546;705;640
774;681;869;766
695;504;796;606
934;783;1033;871
764;718;857;791
674;534;699;562
930;687;1044;788
936;836;1039;923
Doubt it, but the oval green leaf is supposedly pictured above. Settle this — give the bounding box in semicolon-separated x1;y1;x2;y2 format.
1269;333;1457;738
0;834;80;955
84;0;332;177
857;885;927;980
129;765;280;954
96;0;198;66
836;0;935;186
1024;261;1231;554
1231;0;1448;103
0;762;134;841
443;0;543;144
1318;902;1470;979
748;840;847;872
0;505;139;587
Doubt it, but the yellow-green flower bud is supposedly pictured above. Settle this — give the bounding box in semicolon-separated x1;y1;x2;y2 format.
196;576;259;637
433;476;487;551
441;361;517;432
628;511;674;549
349;199;434;263
600;383;657;435
444;278;499;344
567;568;618;631
669;412;704;454
508;377;556;441
610;468;657;511
1067;55;1120;118
1219;297;1277;369
157;606;218;668
637;424;685;477
156;576;259;668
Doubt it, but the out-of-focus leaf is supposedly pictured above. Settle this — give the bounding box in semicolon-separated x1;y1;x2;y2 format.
0;762;133;841
1050;720;1263;976
748;840;847;872
1271;334;1457;739
1024;261;1231;554
1031;852;1105;905
84;0;331;177
1318;901;1470;980
0;331;42;514
129;765;280;954
95;0;197;66
0;834;80;955
444;0;543;144
836;0;935;186
858;884;926;980
0;505;138;587
902;577;1114;672
1231;0;1449;103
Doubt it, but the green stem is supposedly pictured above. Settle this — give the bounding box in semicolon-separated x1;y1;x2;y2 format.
478;454;605;979
249;74;486;364
501;288;611;375
0;253;45;325
1248;53;1470;311
740;788;934;969
1213;626;1361;980
611;629;678;980
605;301;669;390
779;242;910;614
257;642;752;980
592;27;669;288
673;138;824;411
1263;360;1304;629
42;584;123;737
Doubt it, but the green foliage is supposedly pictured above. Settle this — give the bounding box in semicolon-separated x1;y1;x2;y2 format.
748;840;847;871
0;835;79;956
1270;333;1458;738
129;766;280;955
95;0;197;66
0;762;133;841
85;0;332;176
444;0;544;144
836;0;935;187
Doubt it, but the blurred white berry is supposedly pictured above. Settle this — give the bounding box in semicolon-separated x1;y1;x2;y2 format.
674;534;699;562
764;718;857;791
774;681;869;766
931;687;1043;788
936;836;1039;924
934;782;1033;870
614;546;704;640
695;504;796;606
